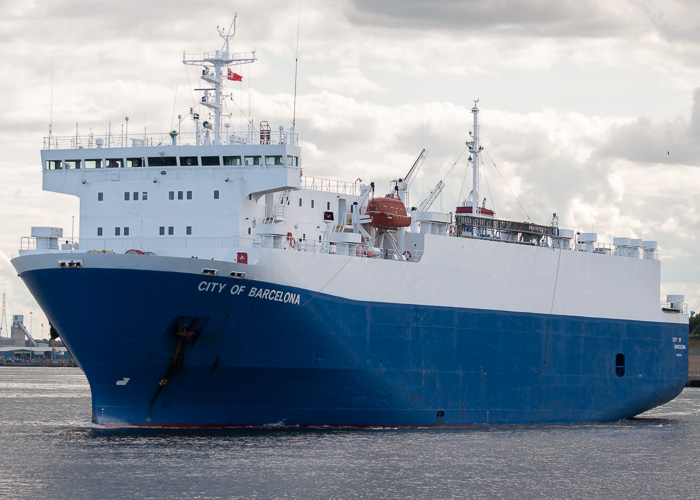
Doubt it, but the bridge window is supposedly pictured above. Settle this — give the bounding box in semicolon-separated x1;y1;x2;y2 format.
223;156;241;166
287;155;298;166
148;156;176;167
106;158;123;168
202;156;220;166
244;156;262;166
85;159;102;169
615;353;625;377
180;156;198;166
65;159;81;169
265;155;284;166
46;160;62;170
127;157;144;168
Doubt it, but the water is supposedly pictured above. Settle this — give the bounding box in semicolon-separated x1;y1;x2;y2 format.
1;367;698;499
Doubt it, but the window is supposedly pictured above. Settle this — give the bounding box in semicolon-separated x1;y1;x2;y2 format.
180;156;198;166
201;156;220;166
85;159;102;169
124;227;130;236
187;191;192;200
287;155;294;166
244;156;262;166
178;191;183;200
168;226;174;235
97;227;103;236
214;190;219;199
142;192;148;201
98;192;103;201
615;354;625;377
223;156;242;166
148;156;177;167
186;226;192;235
265;156;284;166
299;198;303;207
46;160;62;170
311;200;315;208
159;226;165;236
248;227;251;234
124;192;130;201
169;191;174;200
115;227;120;236
66;159;81;169
127;157;144;168
133;192;138;200
327;202;330;210
106;158;123;168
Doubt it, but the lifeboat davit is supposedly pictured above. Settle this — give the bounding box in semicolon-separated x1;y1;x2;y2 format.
366;196;411;229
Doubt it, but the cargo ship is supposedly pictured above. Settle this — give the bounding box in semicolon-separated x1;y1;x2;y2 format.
12;20;689;426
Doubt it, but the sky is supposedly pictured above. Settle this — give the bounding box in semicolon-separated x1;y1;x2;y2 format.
1;0;700;337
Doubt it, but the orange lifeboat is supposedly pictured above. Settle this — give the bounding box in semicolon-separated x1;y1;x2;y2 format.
366;196;411;229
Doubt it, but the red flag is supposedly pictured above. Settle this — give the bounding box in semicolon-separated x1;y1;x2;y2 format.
227;68;243;81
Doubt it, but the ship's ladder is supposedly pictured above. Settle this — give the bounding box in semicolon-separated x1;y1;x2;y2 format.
264;189;290;223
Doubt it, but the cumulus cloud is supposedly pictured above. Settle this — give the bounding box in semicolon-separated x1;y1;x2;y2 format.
346;0;642;37
596;87;700;165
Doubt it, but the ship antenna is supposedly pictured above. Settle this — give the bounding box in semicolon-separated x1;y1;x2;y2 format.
292;1;302;129
49;55;54;149
182;14;256;145
468;100;482;216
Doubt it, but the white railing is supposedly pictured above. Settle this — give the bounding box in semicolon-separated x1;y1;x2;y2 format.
301;176;362;196
44;129;298;150
661;301;688;314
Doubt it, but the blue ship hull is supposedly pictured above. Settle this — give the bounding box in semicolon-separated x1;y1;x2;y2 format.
18;265;688;426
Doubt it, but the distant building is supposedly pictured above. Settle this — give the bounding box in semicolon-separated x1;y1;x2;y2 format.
0;315;29;348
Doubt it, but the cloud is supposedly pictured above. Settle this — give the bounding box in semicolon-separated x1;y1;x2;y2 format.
596;87;700;165
307;67;384;94
345;0;642;37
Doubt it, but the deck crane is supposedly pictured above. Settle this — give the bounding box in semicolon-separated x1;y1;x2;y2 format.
416;180;445;212
394;149;427;207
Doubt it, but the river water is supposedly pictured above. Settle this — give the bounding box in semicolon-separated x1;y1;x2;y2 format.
0;367;698;499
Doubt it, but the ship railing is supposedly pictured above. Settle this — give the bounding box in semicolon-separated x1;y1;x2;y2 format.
253;233;423;261
20;237;79;252
43;129;297;150
20;237;36;251
301;176;362;196
661;300;688;314
182;50;256;65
